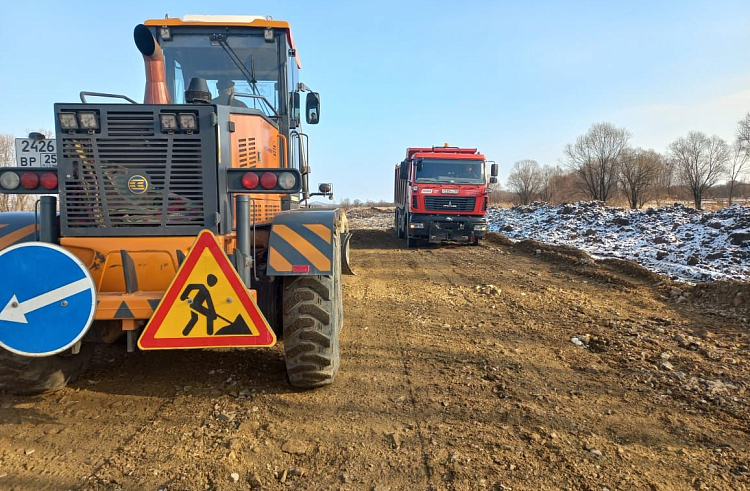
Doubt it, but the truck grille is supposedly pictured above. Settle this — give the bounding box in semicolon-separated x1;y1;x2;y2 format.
424;196;476;212
56;105;218;236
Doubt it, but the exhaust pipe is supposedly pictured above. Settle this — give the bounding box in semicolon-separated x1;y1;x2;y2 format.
133;24;170;104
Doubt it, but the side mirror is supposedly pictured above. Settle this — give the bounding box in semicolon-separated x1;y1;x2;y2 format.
291;92;301;126
318;183;333;200
306;92;320;124
491;163;499;177
490;176;498;184
399;162;409;180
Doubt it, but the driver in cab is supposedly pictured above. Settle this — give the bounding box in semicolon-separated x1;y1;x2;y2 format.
212;78;248;108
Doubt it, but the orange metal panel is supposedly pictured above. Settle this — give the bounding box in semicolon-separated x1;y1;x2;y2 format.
60;236;225;293
229;114;285;226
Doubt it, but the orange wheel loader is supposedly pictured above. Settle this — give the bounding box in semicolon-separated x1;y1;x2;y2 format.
0;15;352;394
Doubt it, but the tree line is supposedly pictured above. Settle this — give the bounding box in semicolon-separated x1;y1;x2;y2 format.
504;114;750;210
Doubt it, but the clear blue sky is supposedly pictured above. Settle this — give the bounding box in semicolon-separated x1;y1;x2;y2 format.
1;0;749;202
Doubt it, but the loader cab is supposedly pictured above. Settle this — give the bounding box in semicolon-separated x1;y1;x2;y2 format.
147;17;297;133
140;16;323;216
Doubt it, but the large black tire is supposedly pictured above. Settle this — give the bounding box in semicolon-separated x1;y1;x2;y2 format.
405;213;417;248
282;233;342;388
0;345;93;395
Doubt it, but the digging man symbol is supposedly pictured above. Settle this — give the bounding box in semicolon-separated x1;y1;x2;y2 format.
180;274;253;336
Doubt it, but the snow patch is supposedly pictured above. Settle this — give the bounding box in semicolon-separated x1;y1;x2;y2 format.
487;202;750;283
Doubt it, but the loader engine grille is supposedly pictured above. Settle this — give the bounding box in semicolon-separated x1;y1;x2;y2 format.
56;105;218;237
424;196;476;212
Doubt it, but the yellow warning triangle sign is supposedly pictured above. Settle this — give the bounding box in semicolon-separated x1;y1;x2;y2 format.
138;230;276;349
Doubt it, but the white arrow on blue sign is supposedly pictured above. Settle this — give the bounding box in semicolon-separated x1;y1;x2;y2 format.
0;242;96;357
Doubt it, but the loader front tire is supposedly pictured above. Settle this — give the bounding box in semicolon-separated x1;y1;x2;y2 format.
282;234;342;389
0;345;93;395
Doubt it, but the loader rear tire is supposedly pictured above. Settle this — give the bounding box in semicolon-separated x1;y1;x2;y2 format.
282;234;342;389
0;345;93;395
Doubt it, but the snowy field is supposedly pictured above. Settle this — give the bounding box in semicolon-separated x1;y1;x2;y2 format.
344;203;750;283
487;202;750;283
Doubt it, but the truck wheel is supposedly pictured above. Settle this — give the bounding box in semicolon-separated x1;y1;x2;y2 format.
395;210;404;239
405;213;417;248
0;345;93;395
282;233;341;388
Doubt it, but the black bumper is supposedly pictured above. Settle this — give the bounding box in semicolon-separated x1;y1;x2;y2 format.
409;214;487;243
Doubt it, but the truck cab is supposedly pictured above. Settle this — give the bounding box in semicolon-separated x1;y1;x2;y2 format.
394;145;498;246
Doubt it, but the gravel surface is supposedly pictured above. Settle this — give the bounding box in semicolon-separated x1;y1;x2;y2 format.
1;230;747;491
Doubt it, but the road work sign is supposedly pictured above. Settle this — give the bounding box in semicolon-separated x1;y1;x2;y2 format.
0;242;96;356
138;230;276;349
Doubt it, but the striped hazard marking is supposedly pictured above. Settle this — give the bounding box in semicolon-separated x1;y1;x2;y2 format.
269;223;332;274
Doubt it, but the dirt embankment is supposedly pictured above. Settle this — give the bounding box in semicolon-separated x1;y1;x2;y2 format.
0;224;748;491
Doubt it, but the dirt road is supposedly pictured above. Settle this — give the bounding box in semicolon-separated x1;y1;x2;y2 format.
1;226;748;491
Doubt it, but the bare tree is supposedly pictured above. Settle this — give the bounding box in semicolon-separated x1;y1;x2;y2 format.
0;134;14;212
488;181;507;205
654;157;676;204
737;112;750;149
618;148;661;209
564;122;630;202
506;159;542;205
537;164;562;203
728;139;749;205
0;134;13;165
668;131;729;210
0;133;38;212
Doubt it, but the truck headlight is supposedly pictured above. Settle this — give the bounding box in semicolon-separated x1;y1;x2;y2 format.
409;222;424;229
78;111;99;130
58;112;79;130
178;113;198;131
159;113;178;132
474;224;487;231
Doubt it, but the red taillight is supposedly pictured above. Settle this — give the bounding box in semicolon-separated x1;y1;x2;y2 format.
20;172;39;190
292;265;310;273
40;172;58;190
260;172;278;189
241;172;259;189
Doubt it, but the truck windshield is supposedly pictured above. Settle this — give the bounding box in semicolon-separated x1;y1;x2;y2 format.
162;32;282;114
415;159;485;184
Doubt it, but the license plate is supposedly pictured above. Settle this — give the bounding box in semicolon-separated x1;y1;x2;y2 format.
441;189;459;194
15;138;57;167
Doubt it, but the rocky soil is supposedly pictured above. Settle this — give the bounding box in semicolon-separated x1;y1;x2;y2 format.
0;215;747;490
487;202;750;283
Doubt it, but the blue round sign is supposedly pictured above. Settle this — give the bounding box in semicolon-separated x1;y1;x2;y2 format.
0;242;96;357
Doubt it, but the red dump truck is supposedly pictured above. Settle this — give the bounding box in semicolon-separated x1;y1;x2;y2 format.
394;145;498;246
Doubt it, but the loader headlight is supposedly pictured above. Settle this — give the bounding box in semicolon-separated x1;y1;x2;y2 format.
159;113;178;132
277;171;296;190
178;113;198;131
78;111;99;130
0;171;20;190
58;112;79;130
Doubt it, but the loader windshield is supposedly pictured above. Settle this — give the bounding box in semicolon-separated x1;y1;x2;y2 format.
415;159;485;184
162;31;284;114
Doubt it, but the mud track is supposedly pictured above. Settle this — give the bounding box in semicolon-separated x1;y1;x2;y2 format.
1;229;748;491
